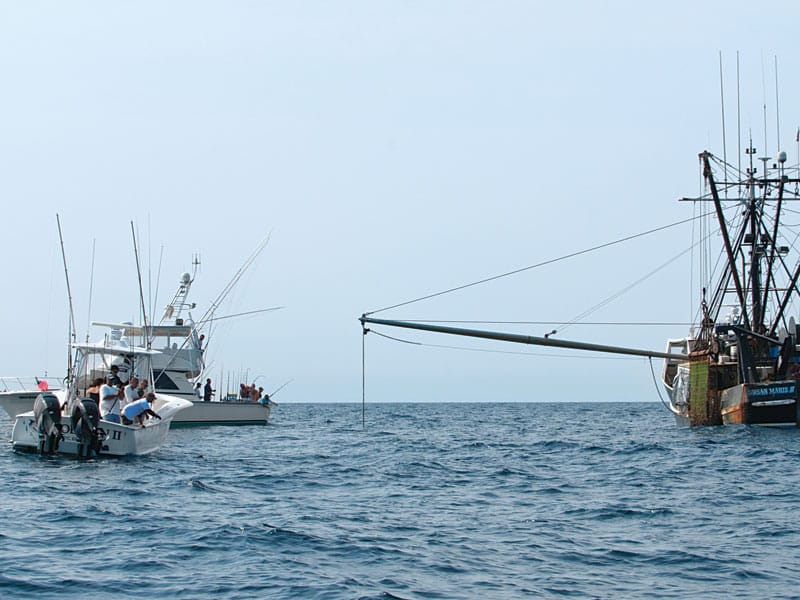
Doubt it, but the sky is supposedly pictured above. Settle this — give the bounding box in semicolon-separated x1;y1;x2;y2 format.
2;1;800;404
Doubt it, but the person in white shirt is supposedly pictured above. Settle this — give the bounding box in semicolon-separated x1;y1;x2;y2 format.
122;377;140;410
99;378;122;423
194;382;202;401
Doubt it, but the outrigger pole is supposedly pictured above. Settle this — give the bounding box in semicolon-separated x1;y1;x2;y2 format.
360;316;684;361
56;214;78;384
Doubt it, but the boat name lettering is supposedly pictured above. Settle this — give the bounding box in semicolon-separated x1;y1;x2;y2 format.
748;385;795;397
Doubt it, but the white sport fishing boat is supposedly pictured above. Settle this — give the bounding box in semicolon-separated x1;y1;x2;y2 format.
0;272;272;426
11;341;190;457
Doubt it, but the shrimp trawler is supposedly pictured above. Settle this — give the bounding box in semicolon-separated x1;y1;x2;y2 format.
361;145;800;427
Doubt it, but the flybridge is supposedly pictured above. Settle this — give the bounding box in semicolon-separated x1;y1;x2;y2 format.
92;322;193;338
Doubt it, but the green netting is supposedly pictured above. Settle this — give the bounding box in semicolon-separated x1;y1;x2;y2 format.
688;360;722;426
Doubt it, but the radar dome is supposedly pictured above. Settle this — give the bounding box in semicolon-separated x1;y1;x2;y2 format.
181;272;191;284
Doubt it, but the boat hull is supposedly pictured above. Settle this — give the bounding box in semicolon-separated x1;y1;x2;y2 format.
170;400;271;426
10;395;191;456
0;390;64;420
0;390;271;426
720;382;799;426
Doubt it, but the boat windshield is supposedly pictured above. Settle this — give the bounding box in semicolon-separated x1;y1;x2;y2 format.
69;346;158;408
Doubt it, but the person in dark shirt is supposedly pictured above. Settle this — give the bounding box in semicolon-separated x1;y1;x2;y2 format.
203;378;214;402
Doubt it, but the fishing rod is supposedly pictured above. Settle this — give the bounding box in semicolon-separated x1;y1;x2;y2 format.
86;238;96;343
185;235;272;378
193;306;284;327
197;233;272;328
56;214;78;385
265;378;293;404
131;222;151;348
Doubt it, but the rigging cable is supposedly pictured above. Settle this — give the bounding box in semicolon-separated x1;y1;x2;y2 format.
362;323;367;429
369;329;639;360
552;236;712;336
366;212;714;316
648;357;673;414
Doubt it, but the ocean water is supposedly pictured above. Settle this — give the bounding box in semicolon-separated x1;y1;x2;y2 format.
1;402;800;599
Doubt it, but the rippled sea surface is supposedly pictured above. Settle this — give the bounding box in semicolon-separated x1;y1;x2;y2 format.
2;402;800;599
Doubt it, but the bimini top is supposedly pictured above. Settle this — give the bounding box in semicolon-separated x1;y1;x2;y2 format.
70;341;162;356
92;321;193;338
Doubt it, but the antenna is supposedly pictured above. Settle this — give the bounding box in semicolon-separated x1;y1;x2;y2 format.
761;51;768;158
56;214;77;384
774;55;781;158
718;51;728;192
736;51;741;177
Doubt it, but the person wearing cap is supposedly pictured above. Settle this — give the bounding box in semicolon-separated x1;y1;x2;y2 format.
107;365;123;387
121;392;162;427
99;378;122;423
109;356;132;385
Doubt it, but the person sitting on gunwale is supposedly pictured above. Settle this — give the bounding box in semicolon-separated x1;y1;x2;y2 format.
121;393;162;426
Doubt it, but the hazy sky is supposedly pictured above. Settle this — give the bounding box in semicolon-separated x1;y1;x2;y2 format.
2;1;800;404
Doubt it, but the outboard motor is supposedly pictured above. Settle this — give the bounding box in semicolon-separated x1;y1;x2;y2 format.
71;399;104;458
33;393;63;454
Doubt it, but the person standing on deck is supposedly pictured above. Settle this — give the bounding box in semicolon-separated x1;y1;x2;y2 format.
99;378;121;423
194;382;202;401
111;356;132;384
203;378;214;402
108;365;122;387
86;378;103;402
122;377;139;410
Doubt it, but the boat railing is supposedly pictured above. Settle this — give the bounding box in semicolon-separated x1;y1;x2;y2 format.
0;376;62;393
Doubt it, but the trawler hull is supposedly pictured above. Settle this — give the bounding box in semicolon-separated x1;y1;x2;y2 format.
720;382;799;426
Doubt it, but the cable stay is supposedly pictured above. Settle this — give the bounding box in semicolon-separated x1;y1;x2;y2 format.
365;212;716;317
